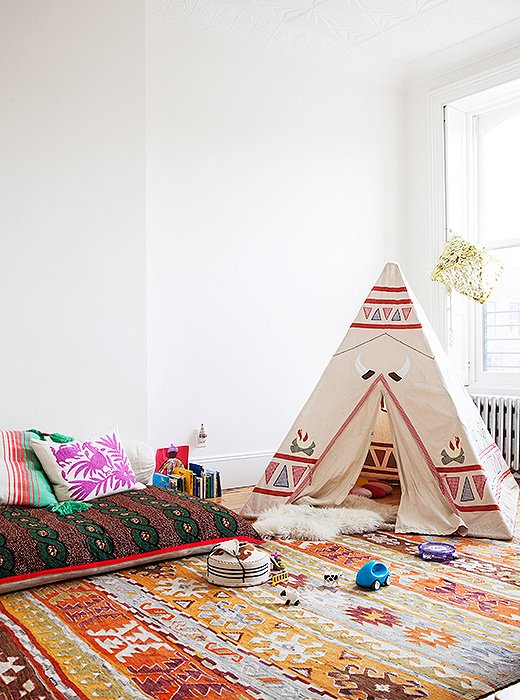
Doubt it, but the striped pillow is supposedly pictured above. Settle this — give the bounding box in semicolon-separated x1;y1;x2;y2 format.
0;431;57;507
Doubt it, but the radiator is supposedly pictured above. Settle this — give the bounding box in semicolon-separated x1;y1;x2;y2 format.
472;395;520;472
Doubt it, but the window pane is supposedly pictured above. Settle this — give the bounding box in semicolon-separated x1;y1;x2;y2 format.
482;246;520;372
482;112;520;243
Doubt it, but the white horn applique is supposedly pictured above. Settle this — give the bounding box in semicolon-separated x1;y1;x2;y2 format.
388;356;410;382
355;354;367;376
398;356;410;378
355;354;375;380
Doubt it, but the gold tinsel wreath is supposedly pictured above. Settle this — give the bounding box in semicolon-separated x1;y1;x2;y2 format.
431;234;503;304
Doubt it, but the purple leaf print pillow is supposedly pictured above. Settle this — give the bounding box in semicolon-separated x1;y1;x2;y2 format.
31;429;143;502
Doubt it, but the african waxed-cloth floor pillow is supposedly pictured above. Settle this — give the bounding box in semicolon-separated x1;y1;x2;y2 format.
0;486;262;593
0;431;58;507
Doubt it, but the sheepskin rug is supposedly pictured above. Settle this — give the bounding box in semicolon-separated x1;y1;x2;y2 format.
254;495;398;541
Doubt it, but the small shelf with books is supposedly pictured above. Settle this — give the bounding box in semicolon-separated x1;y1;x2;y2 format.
152;445;222;499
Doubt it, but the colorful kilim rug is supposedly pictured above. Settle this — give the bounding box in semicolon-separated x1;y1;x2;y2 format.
0;530;519;699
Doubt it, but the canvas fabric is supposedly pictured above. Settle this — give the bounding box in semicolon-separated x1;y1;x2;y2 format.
360;402;400;482
242;262;519;539
0;430;57;507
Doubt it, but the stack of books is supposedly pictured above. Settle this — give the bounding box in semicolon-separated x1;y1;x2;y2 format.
189;462;222;499
153;461;222;499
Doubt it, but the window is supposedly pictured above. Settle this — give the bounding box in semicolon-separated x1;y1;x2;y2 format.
478;111;520;377
443;85;520;391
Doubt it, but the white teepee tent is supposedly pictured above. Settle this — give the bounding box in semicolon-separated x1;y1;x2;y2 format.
242;263;518;539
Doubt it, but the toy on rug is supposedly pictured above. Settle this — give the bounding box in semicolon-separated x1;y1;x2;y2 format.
323;572;342;587
206;539;271;587
417;542;457;562
270;552;289;585
279;588;300;606
356;561;391;590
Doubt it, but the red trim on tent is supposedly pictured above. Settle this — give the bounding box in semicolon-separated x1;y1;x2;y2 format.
364;298;412;305
351;323;422;329
436;464;482;473
372;285;408;292
289;374;458;513
288;376;383;504
253;487;292;496
480;443;500;458
455;504;500;512
273;453;317;464
498;469;512;484
382;377;457;510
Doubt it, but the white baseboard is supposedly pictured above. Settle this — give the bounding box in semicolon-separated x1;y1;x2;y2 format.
191;451;271;489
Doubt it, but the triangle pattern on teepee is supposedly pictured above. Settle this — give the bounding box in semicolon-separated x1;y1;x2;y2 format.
460;476;475;502
473;474;487;500
292;465;307;486
265;461;279;484
374;449;387;466
241;262;518;539
445;476;460;500
364;449;376;467
273;465;289;488
387;451;397;468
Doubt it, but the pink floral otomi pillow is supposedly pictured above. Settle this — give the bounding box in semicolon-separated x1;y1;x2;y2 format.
31;429;144;502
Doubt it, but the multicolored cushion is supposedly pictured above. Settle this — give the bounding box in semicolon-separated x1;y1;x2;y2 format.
31;429;143;502
0;431;57;507
0;487;262;593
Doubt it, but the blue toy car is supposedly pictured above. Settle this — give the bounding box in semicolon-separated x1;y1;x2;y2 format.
356;561;391;590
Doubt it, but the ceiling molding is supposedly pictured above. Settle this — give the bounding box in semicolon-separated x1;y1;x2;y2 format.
148;0;520;88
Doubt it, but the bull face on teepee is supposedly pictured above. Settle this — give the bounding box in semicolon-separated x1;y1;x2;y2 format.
242;262;518;540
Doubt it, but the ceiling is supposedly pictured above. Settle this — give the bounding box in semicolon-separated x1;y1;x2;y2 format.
148;0;520;86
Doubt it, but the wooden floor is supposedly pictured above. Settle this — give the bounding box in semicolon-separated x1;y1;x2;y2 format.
214;486;253;512
217;485;520;700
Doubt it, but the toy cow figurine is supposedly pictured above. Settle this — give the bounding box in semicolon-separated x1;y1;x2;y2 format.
279;588;300;606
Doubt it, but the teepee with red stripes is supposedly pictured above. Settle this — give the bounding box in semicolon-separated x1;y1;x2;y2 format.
242;262;518;539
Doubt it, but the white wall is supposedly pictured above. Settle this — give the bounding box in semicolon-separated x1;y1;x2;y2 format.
404;46;520;327
0;1;147;439
147;18;404;486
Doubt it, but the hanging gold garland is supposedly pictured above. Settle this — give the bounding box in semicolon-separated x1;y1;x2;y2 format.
431;234;503;304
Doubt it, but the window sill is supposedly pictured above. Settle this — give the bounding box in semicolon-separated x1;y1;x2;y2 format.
467;384;520;397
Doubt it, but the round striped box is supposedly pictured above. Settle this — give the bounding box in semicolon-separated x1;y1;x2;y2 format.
206;540;270;587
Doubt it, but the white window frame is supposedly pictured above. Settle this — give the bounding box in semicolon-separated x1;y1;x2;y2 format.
429;60;520;396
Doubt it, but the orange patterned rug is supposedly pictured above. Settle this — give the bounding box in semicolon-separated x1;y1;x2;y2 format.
0;530;519;699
